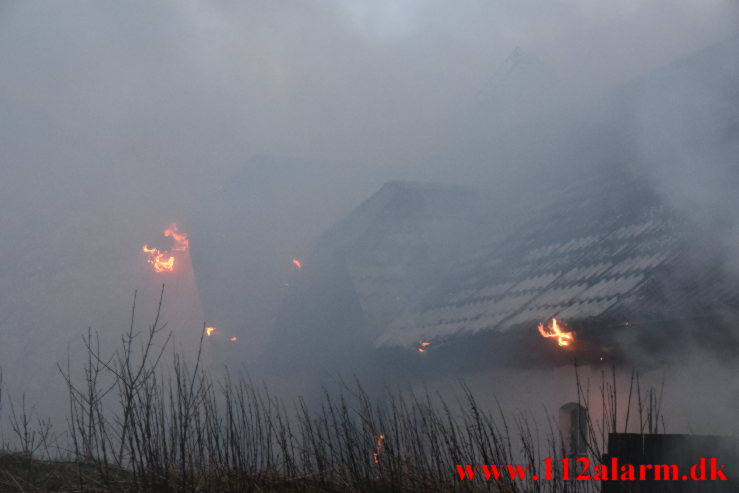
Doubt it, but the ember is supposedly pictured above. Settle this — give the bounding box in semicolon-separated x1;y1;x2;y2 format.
417;341;431;353
373;434;385;464
292;258;302;269
230;337;238;342
537;318;574;347
142;223;189;272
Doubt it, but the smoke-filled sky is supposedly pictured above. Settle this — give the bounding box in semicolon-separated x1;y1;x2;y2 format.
1;0;736;206
0;0;737;426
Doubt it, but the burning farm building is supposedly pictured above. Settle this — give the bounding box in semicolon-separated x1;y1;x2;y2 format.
263;35;739;380
374;168;738;372
266;166;738;379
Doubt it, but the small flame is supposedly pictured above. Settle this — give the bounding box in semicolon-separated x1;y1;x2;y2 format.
206;327;216;337
373;434;385;464
292;258;302;269
142;223;189;272
230;337;238;342
142;246;174;272
417;341;431;353
537;318;574;347
164;224;189;252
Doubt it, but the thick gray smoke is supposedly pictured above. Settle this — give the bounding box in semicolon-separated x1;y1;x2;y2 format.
0;0;737;436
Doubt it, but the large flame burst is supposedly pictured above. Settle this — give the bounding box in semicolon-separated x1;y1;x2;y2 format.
142;223;189;272
537;318;574;347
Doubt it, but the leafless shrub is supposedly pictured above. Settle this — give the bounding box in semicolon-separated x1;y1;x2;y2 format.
1;288;668;492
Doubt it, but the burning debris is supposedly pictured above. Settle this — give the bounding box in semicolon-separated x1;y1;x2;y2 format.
537;318;574;347
373;434;385;464
417;341;431;353
205;326;239;342
292;258;302;269
142;223;189;272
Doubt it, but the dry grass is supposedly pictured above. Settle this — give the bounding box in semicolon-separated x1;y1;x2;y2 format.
0;452;130;492
0;288;665;492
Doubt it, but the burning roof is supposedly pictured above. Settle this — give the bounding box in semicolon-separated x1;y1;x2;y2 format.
375;169;680;348
269;165;738;369
142;223;189;272
264;35;739;372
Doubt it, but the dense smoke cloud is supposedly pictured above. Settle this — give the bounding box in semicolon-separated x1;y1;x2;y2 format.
0;0;737;425
1;1;736;194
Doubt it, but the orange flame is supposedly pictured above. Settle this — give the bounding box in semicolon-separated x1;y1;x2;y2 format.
373;434;385;464
537;318;574;347
417;341;431;353
142;223;189;272
206;327;216;337
292;258;302;269
230;337;238;342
